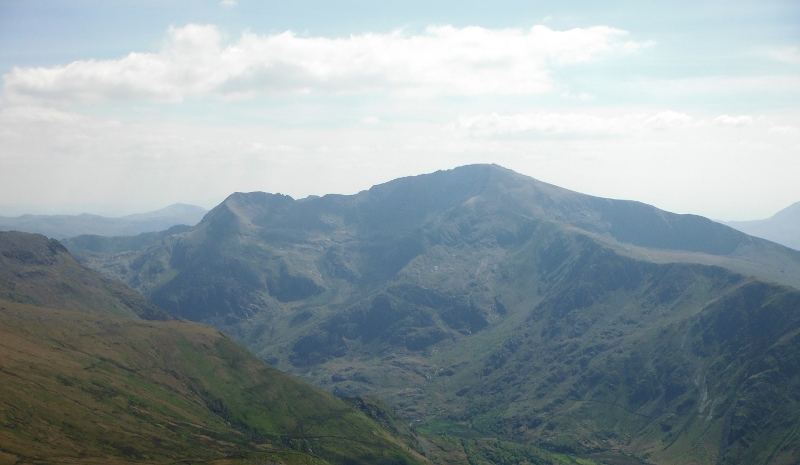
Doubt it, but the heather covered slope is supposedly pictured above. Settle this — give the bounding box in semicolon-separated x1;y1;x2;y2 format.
71;164;800;464
0;231;172;320
0;230;599;465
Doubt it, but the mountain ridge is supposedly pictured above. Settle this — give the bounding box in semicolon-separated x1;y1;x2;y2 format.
62;164;800;464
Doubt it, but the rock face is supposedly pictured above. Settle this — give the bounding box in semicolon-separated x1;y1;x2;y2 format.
76;164;800;464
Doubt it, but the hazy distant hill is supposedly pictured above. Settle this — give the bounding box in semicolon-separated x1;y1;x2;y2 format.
0;203;208;239
63;224;192;256
75;165;800;464
724;201;800;251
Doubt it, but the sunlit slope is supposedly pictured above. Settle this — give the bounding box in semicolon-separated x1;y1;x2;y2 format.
0;300;425;465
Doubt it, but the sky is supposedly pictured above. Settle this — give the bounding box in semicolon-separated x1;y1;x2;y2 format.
0;0;798;220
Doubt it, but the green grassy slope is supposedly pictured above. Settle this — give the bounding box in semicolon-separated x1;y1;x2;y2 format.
0;299;427;465
0;231;596;465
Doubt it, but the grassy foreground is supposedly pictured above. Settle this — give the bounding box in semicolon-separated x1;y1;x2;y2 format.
0;298;424;465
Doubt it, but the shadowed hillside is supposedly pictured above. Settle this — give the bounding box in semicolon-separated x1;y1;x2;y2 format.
0;230;601;465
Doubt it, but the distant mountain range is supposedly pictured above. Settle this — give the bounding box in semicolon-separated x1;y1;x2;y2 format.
0;203;208;239
67;164;800;465
723;201;800;251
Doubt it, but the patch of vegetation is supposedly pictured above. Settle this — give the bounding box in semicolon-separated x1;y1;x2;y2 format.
0;299;425;464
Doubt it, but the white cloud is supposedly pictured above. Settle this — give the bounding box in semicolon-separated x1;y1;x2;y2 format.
768;125;799;136
635;75;800;97
1;105;88;124
643;111;694;130
714;115;754;126
220;0;237;7
450;110;696;137
765;46;800;65
2;23;648;104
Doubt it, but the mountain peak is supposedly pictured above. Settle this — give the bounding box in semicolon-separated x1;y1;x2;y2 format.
59;166;800;465
772;200;800;221
193;164;762;257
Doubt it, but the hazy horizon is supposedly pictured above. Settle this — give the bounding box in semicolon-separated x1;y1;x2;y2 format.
0;164;799;223
1;0;798;221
